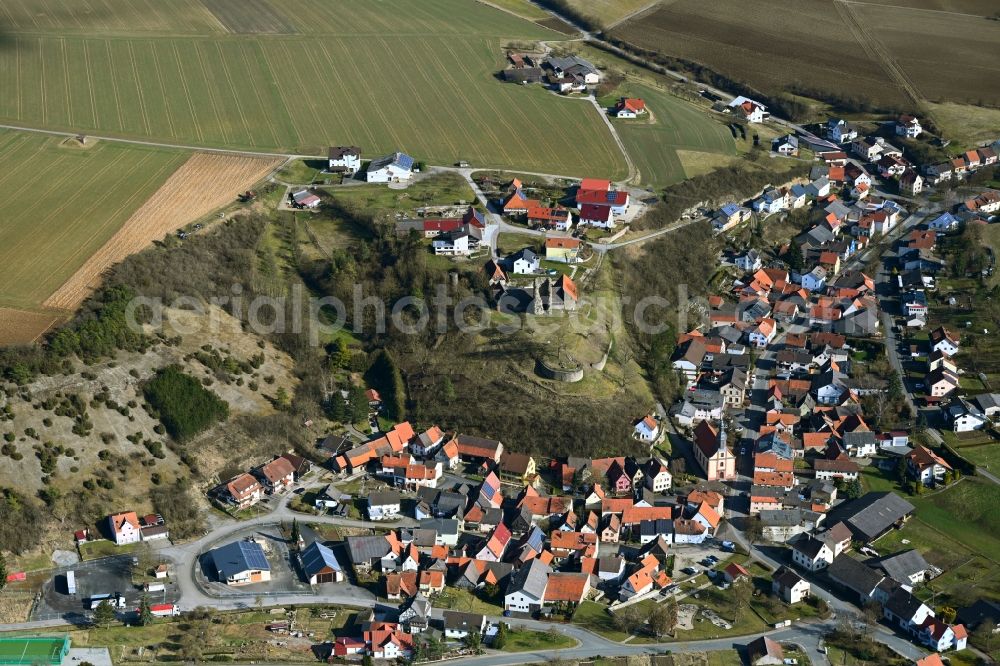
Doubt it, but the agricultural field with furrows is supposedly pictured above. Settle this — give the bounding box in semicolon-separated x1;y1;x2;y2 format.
860;0;998;14
0;0;548;35
0;131;186;335
564;0;659;28
610;0;913;109
607;81;736;187
850;2;1000;107
0;0;627;176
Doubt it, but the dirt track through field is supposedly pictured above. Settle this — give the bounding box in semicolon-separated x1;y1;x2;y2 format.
42;152;281;310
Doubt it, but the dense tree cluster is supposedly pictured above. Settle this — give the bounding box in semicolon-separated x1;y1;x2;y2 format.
144;366;230;441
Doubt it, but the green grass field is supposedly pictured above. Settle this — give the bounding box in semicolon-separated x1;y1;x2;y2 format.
0;130;185;312
602;81;736;188
0;0;628;177
873;476;1000;608
0;636;68;665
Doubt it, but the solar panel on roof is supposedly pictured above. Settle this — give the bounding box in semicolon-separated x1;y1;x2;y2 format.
395;153;415;170
240;541;270;570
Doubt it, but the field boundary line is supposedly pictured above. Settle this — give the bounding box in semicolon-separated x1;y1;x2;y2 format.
126;40;153;135
0;123;301;158
38;37;48;126
25;153;184;296
213;40;254;146
236;41;281;148
148;40;177;137
104;40;126;131
434;38;526;166
82;40;100;128
59;38;73;126
834;0;932;120
394;38;468;160
170;40;206;143
192;40;232;145
840;0;989;19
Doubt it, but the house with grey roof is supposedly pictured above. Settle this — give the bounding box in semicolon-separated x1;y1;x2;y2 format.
873;549;931;585
345;535;393;570
772;566;810;604
367;491;402;521
366;151;415;183
300;540;344;584
829;492;915;543
210;540;271;586
884;586;934;635
827;554;885;603
504;558;550;614
399;593;432;633
972;393;1000;420
442;611;487;639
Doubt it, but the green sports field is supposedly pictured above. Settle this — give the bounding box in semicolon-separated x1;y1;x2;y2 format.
0;636;69;665
0;131;185;311
0;0;628;177
606;81;737;188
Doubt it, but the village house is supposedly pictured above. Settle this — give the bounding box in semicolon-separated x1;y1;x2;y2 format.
746;636;784;665
300;540;345;584
789;533;834;571
499;452;536;484
728;96;767;123
107;511;142;545
735;249;762;272
713;202;751;232
527;206;573;231
545;236;582;264
772;566;811;604
895;114;922;138
906;445;952;486
291;189;320;209
772;134;798;156
442;611;486;640
328;146;361;175
578;203;615;228
365;151;415;183
225;473;264;509
256;456;295;494
613;97;646;119
367;491;402;521
455;434;504;465
826;119;858;144
633;415;660;443
504;558;550;613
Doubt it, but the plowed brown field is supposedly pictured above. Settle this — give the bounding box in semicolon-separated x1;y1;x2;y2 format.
0;308;65;345
43;153;281;310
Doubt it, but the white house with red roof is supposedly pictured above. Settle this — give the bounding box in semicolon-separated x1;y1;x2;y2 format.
576;187;629;215
728;96;767;123
748;318;777;348
579;203;615;228
633;415;660;442
107;511;142;545
613;97;646;119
